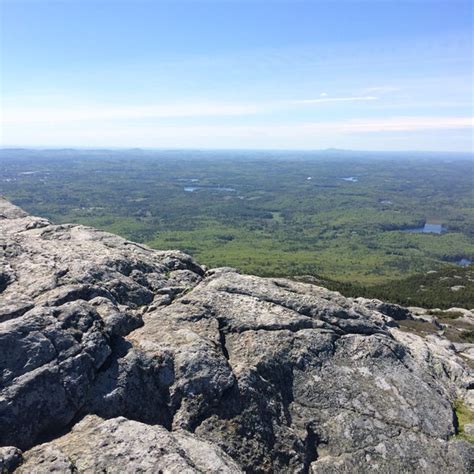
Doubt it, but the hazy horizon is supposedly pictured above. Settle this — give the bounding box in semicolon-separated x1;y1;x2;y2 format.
1;146;473;158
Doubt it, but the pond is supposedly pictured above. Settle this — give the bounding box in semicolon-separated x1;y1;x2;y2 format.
184;186;236;193
402;223;443;234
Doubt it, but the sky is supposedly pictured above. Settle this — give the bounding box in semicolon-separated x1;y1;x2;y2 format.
0;0;472;151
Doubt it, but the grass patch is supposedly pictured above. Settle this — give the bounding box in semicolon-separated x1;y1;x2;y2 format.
397;320;439;337
453;400;474;443
428;310;464;319
459;330;474;343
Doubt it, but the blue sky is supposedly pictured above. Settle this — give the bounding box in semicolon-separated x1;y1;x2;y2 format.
1;0;472;150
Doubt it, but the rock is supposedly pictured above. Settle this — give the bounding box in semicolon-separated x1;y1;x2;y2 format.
0;198;205;450
17;415;241;473
0;301;112;449
465;424;474;436
311;438;473;473
1;198;473;472
0;199;28;219
0;447;22;472
353;297;412;321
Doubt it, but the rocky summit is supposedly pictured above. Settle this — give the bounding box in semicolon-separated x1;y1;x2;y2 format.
0;197;473;473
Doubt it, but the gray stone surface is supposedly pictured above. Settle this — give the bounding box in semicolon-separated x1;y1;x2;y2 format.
0;198;473;472
0;447;22;472
17;415;241;473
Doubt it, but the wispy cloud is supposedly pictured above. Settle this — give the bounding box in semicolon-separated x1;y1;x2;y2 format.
3;116;472;149
1;103;263;124
289;96;378;105
311;116;474;133
362;86;400;94
2;96;382;125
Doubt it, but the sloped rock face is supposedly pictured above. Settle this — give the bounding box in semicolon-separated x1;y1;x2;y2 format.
17;415;241;473
0;198;472;473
